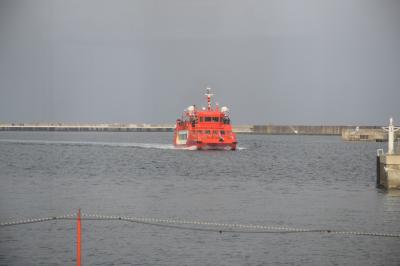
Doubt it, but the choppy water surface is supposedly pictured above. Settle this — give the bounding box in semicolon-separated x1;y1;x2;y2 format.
0;132;399;265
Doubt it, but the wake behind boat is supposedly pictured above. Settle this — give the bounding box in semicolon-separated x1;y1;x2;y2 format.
173;88;237;150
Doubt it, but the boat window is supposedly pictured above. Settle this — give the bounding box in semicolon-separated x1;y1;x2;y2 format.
212;117;219;122
223;118;230;124
220;130;225;135
205;117;212;122
205;130;211;134
178;132;188;140
213;130;218;134
200;117;203;122
197;130;203;134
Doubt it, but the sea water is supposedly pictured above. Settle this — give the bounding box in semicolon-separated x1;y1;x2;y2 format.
0;132;399;265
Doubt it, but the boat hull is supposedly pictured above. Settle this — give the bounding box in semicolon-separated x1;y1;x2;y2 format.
174;141;237;150
198;143;236;150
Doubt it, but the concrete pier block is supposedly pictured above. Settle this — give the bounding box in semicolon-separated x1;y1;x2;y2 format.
342;128;388;141
378;154;400;189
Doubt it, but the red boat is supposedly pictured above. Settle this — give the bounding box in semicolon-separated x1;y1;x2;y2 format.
174;88;237;150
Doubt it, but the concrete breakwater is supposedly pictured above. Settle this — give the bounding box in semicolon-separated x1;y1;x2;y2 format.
0;123;389;137
341;128;389;141
253;125;353;135
377;152;400;189
0;123;174;132
252;125;394;141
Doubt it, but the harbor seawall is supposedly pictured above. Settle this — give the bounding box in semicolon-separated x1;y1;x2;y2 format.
0;123;174;132
0;123;391;137
251;125;392;140
253;125;352;135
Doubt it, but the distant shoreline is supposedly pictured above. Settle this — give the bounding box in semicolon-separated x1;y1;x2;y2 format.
0;123;387;137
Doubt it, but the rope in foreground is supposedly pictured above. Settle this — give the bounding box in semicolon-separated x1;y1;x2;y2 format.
1;213;399;238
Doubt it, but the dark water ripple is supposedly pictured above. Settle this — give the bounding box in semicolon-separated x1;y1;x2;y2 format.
0;132;399;265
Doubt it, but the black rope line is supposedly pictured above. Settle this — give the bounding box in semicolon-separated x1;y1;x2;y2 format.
1;214;399;238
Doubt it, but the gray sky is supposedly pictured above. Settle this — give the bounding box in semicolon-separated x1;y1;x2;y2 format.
0;0;399;125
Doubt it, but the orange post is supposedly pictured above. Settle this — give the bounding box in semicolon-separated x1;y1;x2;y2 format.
77;208;82;266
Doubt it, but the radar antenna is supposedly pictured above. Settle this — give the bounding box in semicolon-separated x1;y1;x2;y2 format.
205;87;214;110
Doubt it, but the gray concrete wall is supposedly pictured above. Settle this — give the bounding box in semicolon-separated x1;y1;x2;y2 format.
342;128;388;141
251;125;380;135
0;123;388;137
378;154;400;189
0;123;174;132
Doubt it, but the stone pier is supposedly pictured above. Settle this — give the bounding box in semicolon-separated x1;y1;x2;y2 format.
377;153;400;189
377;118;400;189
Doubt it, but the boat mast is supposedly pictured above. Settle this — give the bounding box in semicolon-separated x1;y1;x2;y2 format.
205;87;213;110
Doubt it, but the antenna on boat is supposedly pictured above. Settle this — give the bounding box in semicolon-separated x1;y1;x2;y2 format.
205;87;213;110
